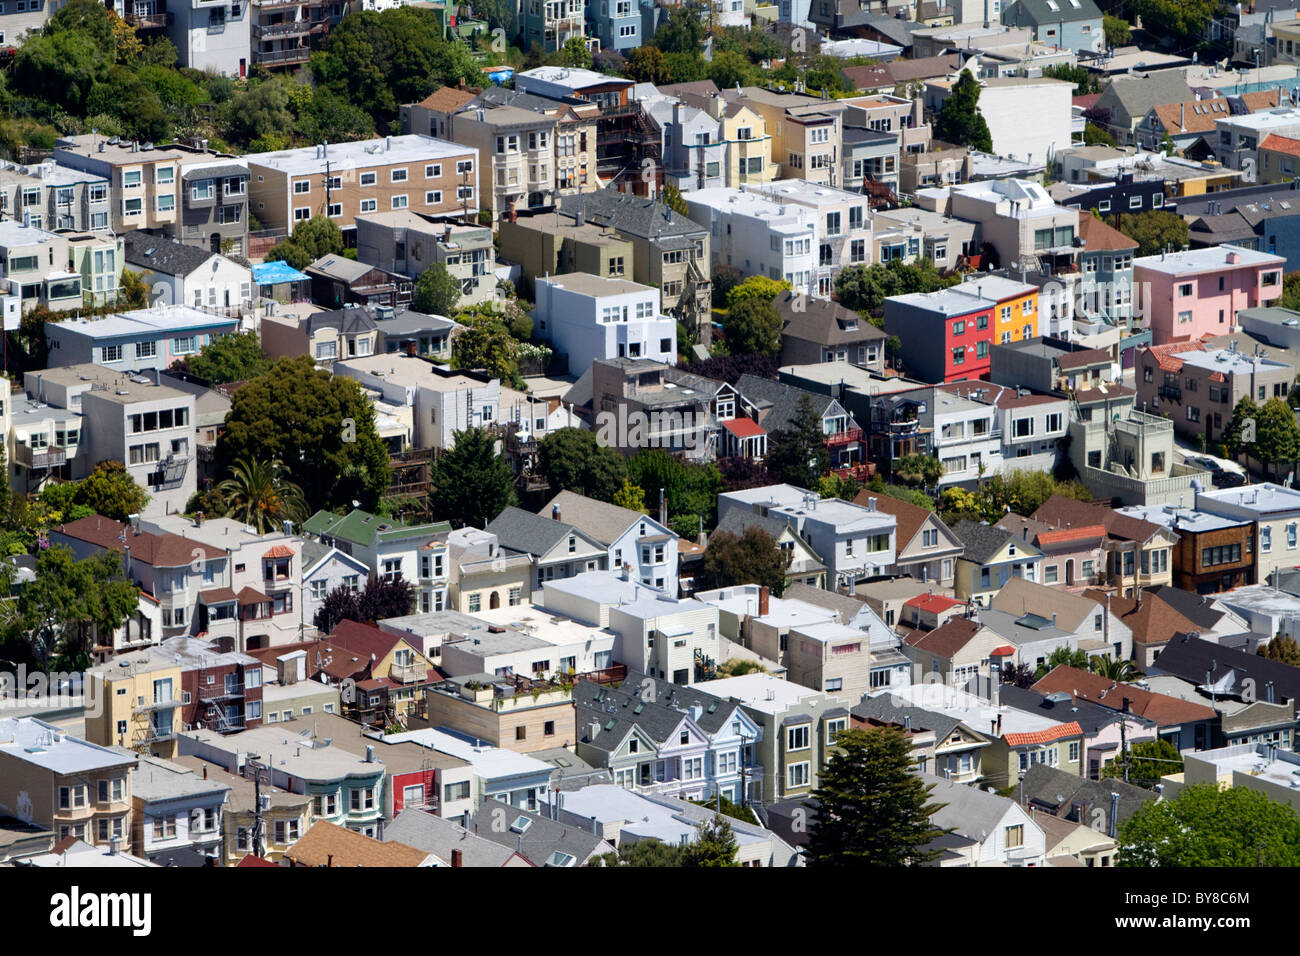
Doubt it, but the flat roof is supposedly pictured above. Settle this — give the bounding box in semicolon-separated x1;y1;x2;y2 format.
0;718;135;774
695;673;829;714
1117;503;1244;534
537;273;654;298
382;727;553;778
462;606;614;647
336;354;488;391
697;591;838;628
883;684;1073;738
50;305;237;339
1197;481;1300;515
184;725;386;780
244;135;471;178
1134;244;1285;275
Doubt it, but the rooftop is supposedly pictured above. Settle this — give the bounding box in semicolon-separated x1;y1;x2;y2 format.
0;718;135;775
694;673;829;715
1133;244;1285;275
49;304;237;339
382;727;554;779
243;135;472;177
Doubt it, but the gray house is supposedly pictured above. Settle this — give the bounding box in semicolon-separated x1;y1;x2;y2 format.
485;506;608;591
1002;0;1105;54
775;290;887;372
1091;72;1195;146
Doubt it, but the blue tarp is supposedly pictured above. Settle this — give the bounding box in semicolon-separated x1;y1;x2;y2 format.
252;261;309;285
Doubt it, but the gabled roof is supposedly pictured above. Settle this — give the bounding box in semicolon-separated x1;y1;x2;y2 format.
557;188;706;242
1148;633;1300;703
775;290;885;347
1018;764;1153;825
384;810;531;867
416;86;478;113
850;694;968;742
922;774;1023;843
990;577;1101;633
714;507;804;546
734;374;844;435
1009;0;1103;22
904;592;965;614
123;230;218;277
999;685;1156;736
783;582;871;623
55;515;226;568
902;615;984;658
1079;588;1200;648
1096;72;1194;122
539;490;664;547
485;506;598;559
1031;665;1217;726
328;620;419;664
469;799;607;866
951;520;1042;565
1076;214;1138;253
1032;495;1167;546
854;490;948;550
286;821;430;867
1261;133;1300;157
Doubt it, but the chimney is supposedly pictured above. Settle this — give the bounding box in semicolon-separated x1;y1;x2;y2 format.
196;512;204;527
451;848;463;867
867;497;877;511
552;504;561;522
758;585;770;616
202;763;208;780
365;745;375;762
621;563;631;581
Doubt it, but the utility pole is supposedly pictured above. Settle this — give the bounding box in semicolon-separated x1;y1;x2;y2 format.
323;157;333;214
1119;699;1129;783
248;753;266;858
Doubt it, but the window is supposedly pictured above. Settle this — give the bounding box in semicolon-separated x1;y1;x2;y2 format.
360;172;377;187
192;180;215;202
274;820;301;844
391;195;409;209
327;203;342;218
1069;741;1080;763
156;194;175;212
391;168;409;183
425;163;442;178
102;344;124;363
1005;824;1024;848
425;190;443;205
787;762;810;789
294;207;311;222
786;725;810;751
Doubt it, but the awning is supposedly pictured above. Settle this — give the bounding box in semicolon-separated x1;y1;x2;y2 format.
237;586;271;606
200;587;238;605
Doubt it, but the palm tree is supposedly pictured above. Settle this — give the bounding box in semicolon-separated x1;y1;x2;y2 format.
217;458;308;534
1089;654;1141;683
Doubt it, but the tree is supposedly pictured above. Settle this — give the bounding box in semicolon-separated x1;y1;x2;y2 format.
934;71;993;153
413;263;462;316
1089;654;1141;682
314;576;414;633
806;727;946;866
174;331;272;384
659;182;689;216
834;259;957;315
624;45;670;84
451;320;522;388
726;275;791;307
74;460;147;521
1038;646;1089;679
6;545;139;672
698;527;791;595
1083;122;1117;147
589;839;685;866
681;353;778;385
1001;662;1037;688
559;35;593;69
1106;210;1188;258
892;454;942;488
722;297;782;357
681;815;739;867
118;269;149;310
1224;396;1300;473
612;479;648;514
1118;783;1300;866
538;428;627;502
1129;0;1217;47
1103;14;1132;47
216;459;308;534
428;427;517;528
766;394;831;487
653;4;703;54
706;48;758;90
716;658;765;677
216;356;391;514
1041;63;1100;95
265;215;346;272
1102;739;1182;790
627;449;723;530
1258;635;1300;666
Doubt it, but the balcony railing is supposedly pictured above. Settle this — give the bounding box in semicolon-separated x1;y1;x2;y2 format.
253;20;310;36
125;10;173;28
1159;384;1182;400
198;681;243;701
13;445;67;469
254;46;311;65
825;427;863;447
134;698;181;714
389;661;425;684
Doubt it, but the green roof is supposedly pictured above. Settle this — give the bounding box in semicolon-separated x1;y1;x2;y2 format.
302;508;450;547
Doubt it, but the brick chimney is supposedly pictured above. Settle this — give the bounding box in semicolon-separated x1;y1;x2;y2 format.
451;848;463;867
758;585;770;616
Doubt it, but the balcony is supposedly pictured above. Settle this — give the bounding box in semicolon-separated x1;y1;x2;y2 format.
1159;384;1182;401
825;427;863;447
125;9;173;28
253;20;310;37
389;660;425;684
12;444;67;469
254;46;311;65
198;680;243;701
134;697;182;714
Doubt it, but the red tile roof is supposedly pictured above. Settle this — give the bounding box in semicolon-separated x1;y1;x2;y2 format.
1032;665;1217;726
1261;133;1300;157
722;417;766;438
1035;524;1108;547
263;544;294;559
990;645;1016;657
56;515;227;567
1003;722;1083;747
1142;340;1207;373
904;593;964;613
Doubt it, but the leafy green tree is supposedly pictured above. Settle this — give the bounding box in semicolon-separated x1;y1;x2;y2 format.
119;269;149;309
13;30;111;114
1105;210;1188;257
216;459;308;534
1038;646;1088;679
300;87;377;143
1129;0;1216;46
1103;14;1132;47
612;479;648;514
1258;635;1300;666
1102;739;1183;790
265;215;347;272
1083;123;1117;147
690;794;760;825
834;259;957;315
892;453;943;488
934;71;993;153
589;839;685;866
225;77;295;149
624;45;670;84
662;51;708;83
538;428;628;502
413;263;462;316
559;35;593;68
6;545;139;672
74;460;147;521
1118;783;1300;866
716;658;765;677
722;297;782;358
216;355;391;513
726;275;791;307
175;331;272;385
766;394;831;487
1224;396;1300;473
653;4;704;54
698;526;791;596
681;815;739;867
428;427;518;528
626;448;723;529
1041;63;1100;95
706;48;759;89
806;727;946;866
451;320;522;388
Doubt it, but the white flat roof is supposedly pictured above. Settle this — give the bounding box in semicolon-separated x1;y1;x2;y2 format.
1134;244;1285;275
244;135;472;178
693;673;826;714
382;727;552;779
1197;481;1300;515
0;718;135;774
51;305;237;339
883;684;1070;737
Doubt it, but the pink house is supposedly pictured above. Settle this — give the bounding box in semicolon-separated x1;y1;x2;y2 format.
1134;245;1285;344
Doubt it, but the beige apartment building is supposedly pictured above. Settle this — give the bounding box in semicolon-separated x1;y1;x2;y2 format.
725;87;844;186
86;655;186;759
244;135;479;241
0;717;136;847
424;676;577;754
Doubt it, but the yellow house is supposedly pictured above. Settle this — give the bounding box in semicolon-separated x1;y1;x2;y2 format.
328;620;438;719
86;655;185;759
952;518;1046;606
715;102;777;188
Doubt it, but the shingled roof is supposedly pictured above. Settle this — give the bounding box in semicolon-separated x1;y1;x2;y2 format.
123;230;217;277
1032;664;1217;726
557;188;706;242
734;374;843;435
952;520;1042;565
775;290;886;347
